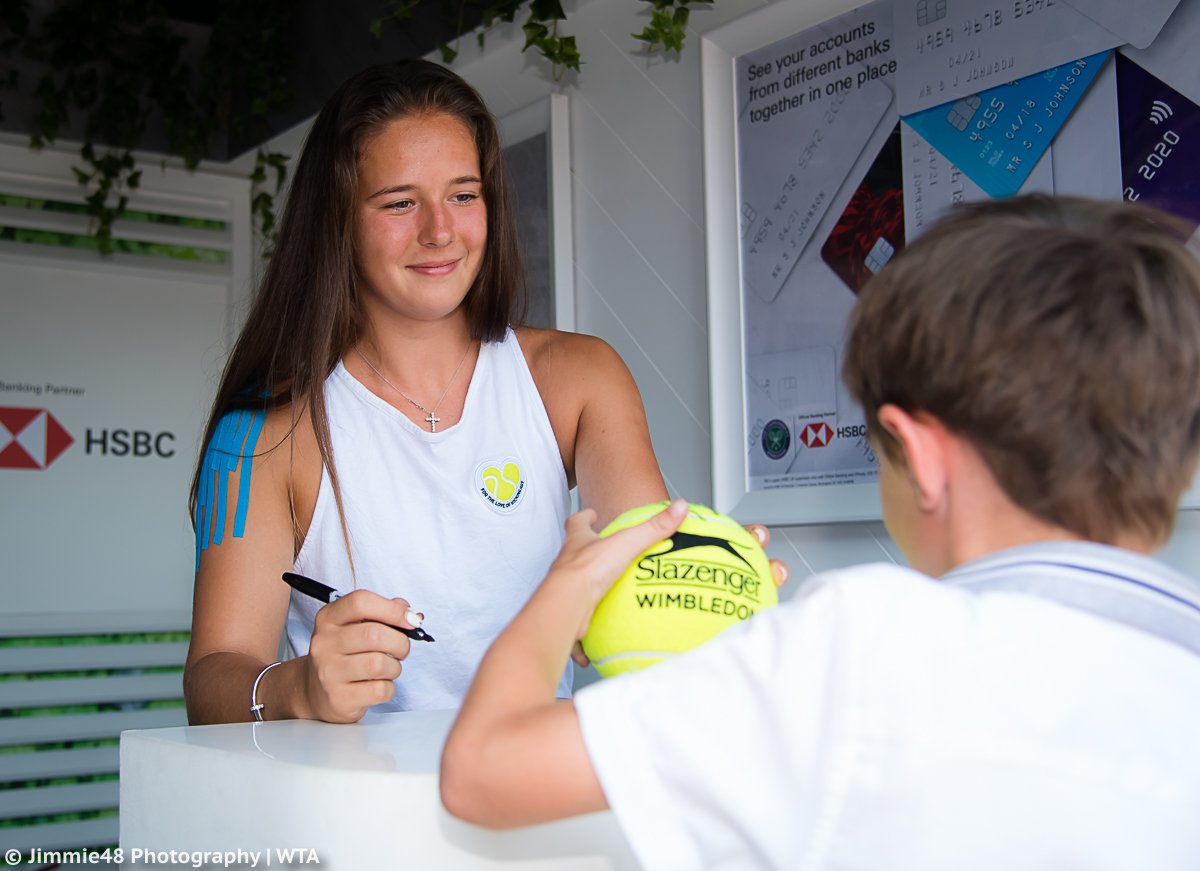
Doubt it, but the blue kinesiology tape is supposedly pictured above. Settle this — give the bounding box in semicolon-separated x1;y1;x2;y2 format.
195;407;266;571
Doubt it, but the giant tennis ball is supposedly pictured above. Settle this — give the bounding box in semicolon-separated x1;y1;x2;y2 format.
581;501;777;677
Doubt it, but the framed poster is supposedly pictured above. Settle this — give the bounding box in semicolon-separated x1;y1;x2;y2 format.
702;0;1200;522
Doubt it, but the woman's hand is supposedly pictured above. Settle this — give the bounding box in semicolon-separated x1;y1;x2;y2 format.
302;590;417;723
744;523;791;589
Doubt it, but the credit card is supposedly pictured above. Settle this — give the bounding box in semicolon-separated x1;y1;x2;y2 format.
893;0;1119;115
1116;53;1200;228
736;6;894;303
901;120;1055;241
821;123;905;293
1061;0;1182;50
903;52;1109;198
1048;57;1123;201
1121;0;1200;108
746;347;838;421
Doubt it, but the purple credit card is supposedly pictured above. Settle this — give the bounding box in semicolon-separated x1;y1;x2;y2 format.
1116;54;1200;227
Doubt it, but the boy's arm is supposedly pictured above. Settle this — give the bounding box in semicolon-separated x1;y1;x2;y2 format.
439;500;689;828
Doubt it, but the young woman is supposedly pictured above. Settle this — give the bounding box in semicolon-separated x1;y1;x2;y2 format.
184;60;668;725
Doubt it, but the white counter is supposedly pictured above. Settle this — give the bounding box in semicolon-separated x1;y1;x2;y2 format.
119;709;639;869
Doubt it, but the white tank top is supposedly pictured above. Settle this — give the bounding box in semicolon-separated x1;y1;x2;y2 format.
288;328;572;711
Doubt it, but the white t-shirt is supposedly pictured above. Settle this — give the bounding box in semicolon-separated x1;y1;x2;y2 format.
576;543;1200;870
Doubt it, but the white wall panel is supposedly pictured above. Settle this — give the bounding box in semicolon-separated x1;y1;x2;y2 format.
598;31;706;130
569;97;708;315
572;177;709;416
0;142;252;619
575;267;710;500
568;17;706;218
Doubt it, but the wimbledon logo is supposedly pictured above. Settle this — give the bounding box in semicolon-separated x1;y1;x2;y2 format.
475;457;526;512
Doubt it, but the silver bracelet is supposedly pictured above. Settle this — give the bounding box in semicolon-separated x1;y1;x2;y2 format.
250;660;283;722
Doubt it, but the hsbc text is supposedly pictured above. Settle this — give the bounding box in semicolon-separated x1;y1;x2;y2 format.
85;429;176;458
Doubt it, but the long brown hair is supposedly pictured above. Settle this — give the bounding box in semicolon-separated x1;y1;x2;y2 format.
190;60;526;553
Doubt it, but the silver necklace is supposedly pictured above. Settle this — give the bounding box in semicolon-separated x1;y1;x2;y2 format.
356;342;473;432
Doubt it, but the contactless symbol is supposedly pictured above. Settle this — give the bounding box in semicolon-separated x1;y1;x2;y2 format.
0;407;74;469
761;419;790;460
1149;100;1173;125
799;422;834;449
475;457;526;512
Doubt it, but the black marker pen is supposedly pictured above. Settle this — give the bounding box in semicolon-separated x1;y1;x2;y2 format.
281;572;435;642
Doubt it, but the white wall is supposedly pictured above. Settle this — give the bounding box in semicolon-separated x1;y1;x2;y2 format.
447;0;1200;592
0;141;253;625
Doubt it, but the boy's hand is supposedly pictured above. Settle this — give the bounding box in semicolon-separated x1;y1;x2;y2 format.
548;498;689;643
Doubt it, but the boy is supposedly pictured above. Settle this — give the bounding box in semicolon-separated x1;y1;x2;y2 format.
440;196;1200;870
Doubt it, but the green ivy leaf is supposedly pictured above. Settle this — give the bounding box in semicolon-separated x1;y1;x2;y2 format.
632;0;707;54
552;35;581;72
522;19;549;50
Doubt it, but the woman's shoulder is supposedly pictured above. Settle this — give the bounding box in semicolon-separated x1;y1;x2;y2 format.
515;325;641;427
514;326;624;381
205;399;319;477
513;328;628;482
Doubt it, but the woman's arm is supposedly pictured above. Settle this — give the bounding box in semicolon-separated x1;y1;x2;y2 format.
523;329;668;529
572;338;669;528
184;407;417;724
185;406;302;723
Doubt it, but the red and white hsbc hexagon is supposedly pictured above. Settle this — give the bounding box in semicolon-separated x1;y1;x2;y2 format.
0;407;74;469
798;421;834;449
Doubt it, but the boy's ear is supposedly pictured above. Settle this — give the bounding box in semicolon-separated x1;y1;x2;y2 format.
876;404;949;513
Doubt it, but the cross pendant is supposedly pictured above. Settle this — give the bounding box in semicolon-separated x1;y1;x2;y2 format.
426;412;441;432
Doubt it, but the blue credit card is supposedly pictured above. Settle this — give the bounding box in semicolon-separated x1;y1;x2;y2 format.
1116;53;1200;228
903;51;1110;198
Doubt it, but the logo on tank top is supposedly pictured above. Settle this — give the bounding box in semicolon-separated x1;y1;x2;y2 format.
475;457;526;512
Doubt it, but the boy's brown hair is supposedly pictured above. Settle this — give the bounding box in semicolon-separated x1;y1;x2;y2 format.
843;195;1200;546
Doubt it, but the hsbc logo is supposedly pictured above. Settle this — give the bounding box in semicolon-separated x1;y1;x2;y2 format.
0;406;74;469
0;406;177;468
799;422;834;449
